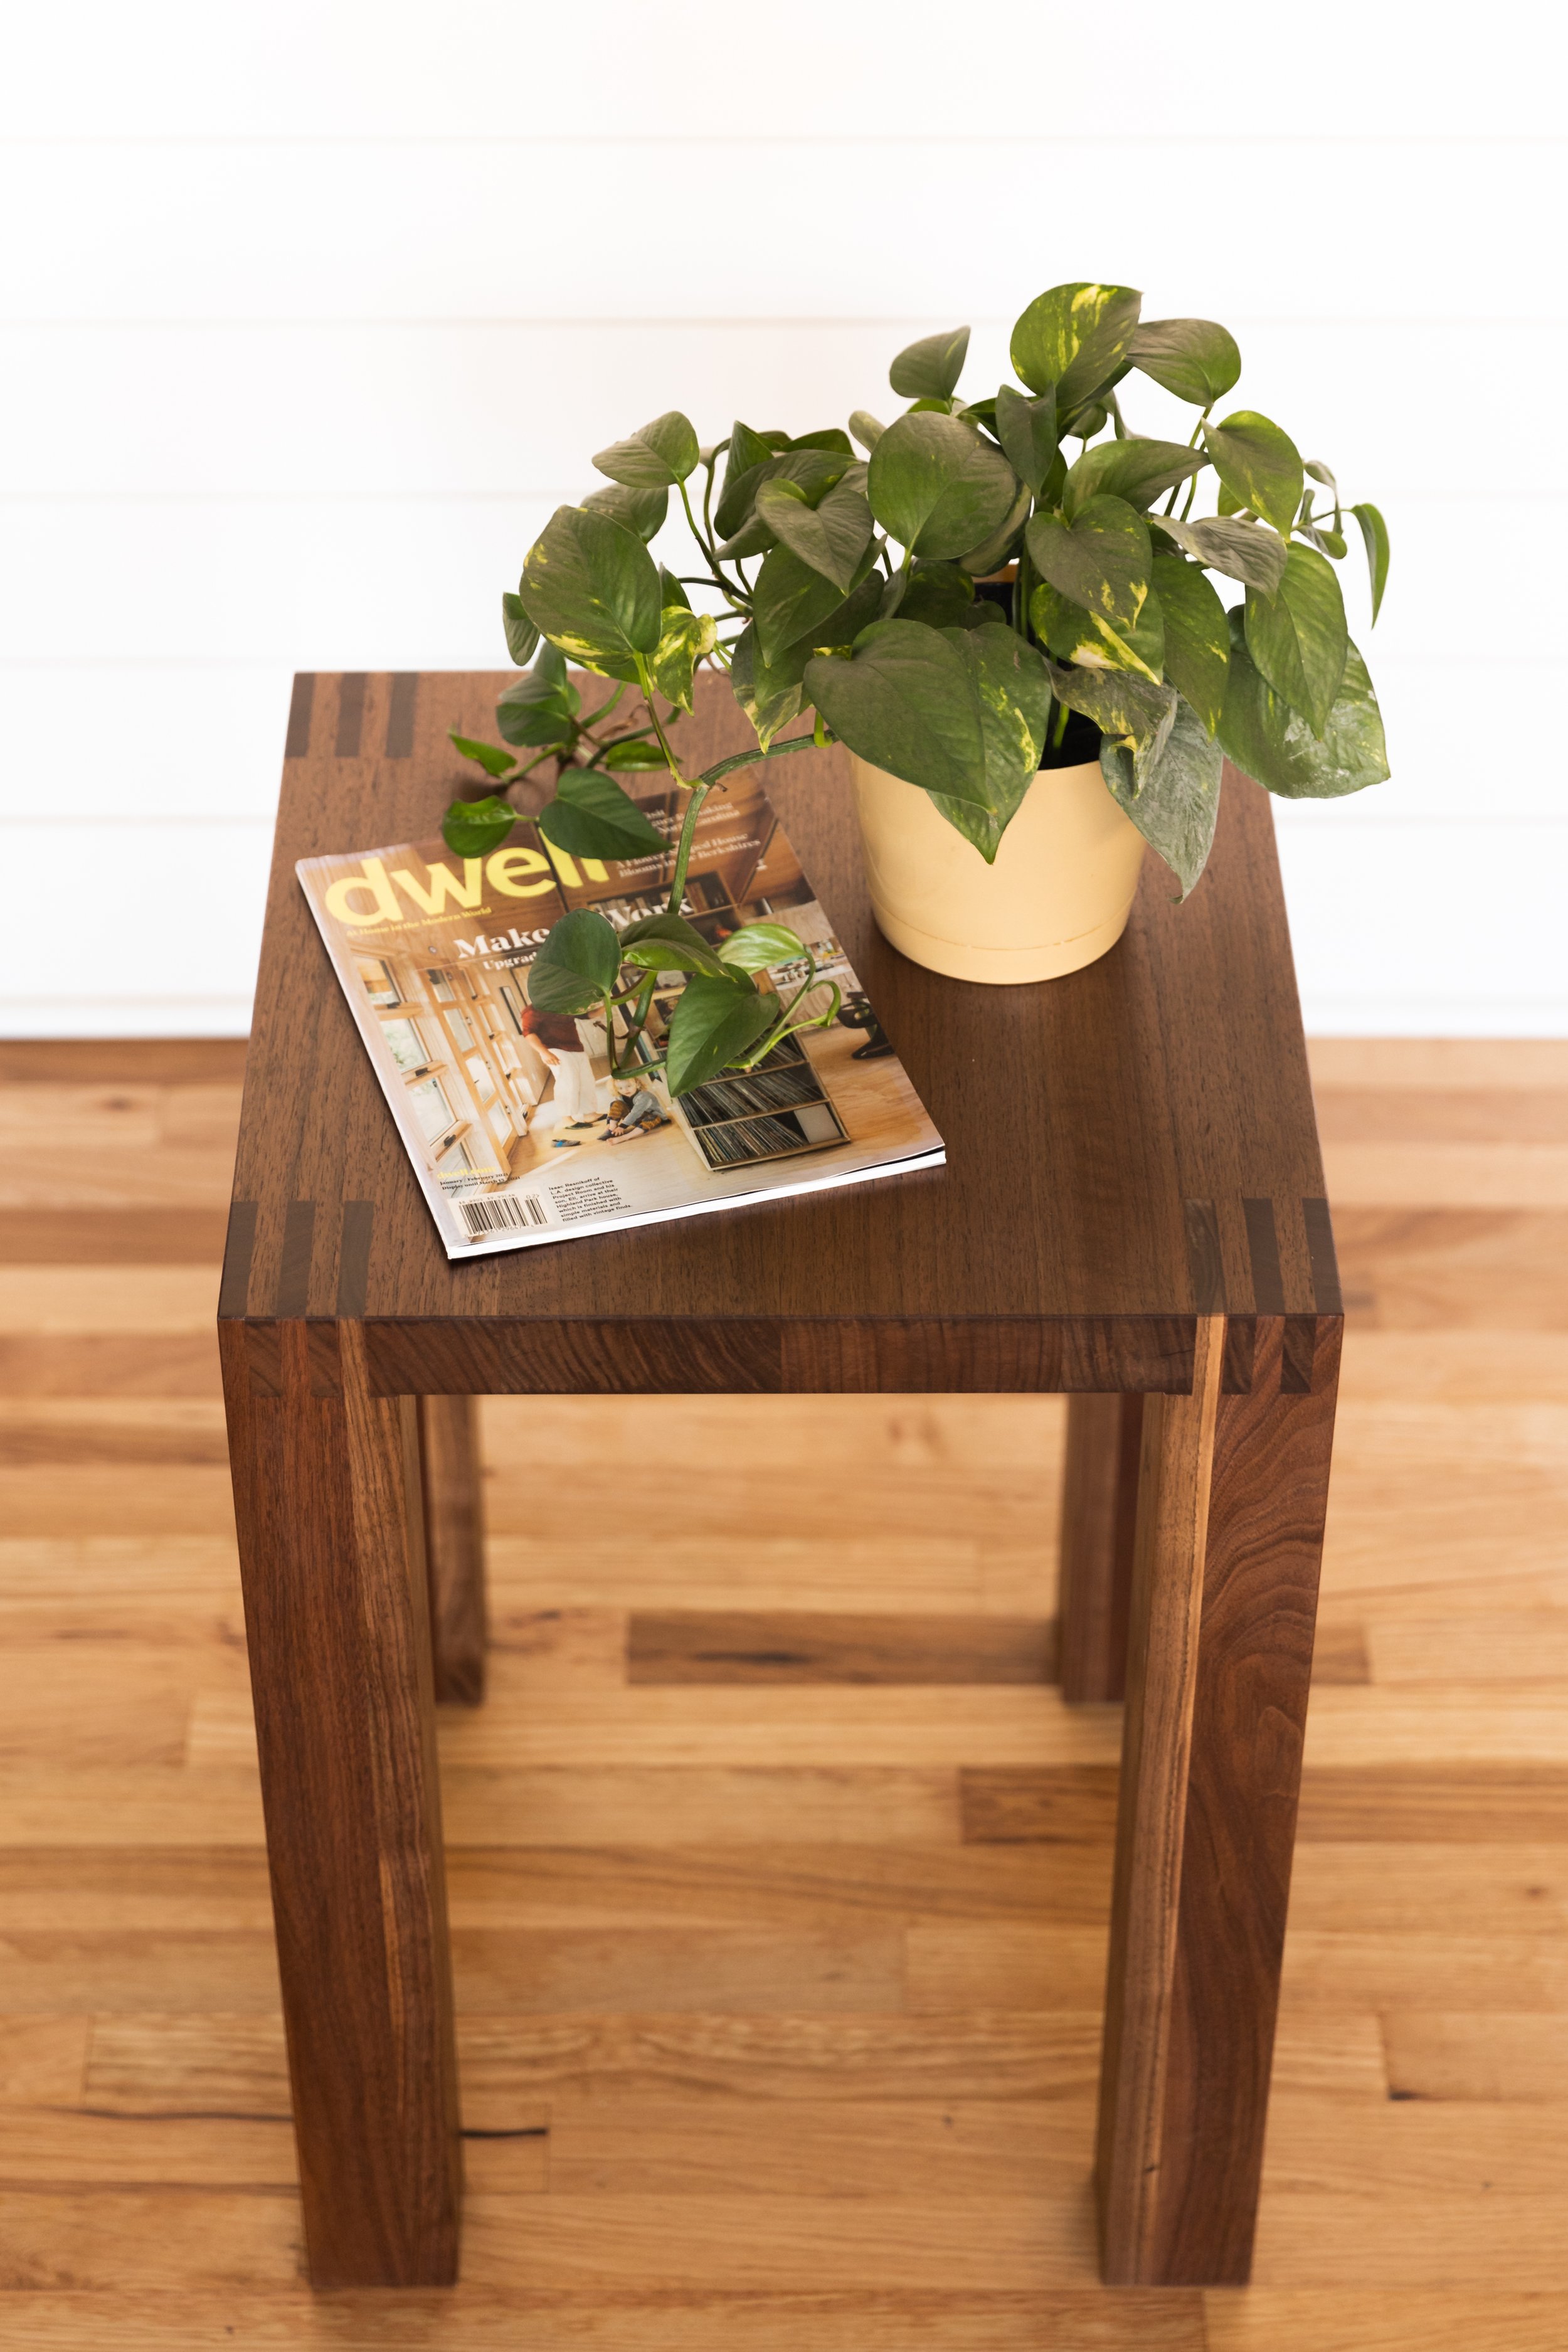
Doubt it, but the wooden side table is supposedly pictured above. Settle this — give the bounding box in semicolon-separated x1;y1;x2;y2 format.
220;670;1340;2290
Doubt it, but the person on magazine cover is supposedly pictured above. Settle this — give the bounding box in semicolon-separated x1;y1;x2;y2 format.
605;1083;669;1143
520;1003;602;1133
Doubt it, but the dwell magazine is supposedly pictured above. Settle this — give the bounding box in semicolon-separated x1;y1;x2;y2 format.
297;769;945;1258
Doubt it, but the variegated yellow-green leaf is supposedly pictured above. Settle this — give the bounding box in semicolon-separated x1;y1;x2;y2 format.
804;620;990;807
1025;495;1151;636
591;410;700;489
1128;319;1241;407
889;326;971;401
925;622;1055;854
756;469;874;593
755;534;879;667
1203;411;1303;539
1153;512;1287;596
1029;580;1165;687
1150;553;1229;737
1042;655;1177;763
1010;282;1143;411
1218;614;1389;799
1063;436;1207;519
1243;543;1348;738
729;625;804;754
867;411;1019;561
649;605;718;715
521;506;662;671
1101;695;1224;898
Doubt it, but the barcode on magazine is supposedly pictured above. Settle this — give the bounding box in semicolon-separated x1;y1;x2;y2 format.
461;1193;548;1237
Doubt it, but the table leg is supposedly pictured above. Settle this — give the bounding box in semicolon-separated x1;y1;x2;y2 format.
417;1396;487;1705
1096;1315;1338;2284
221;1320;462;2287
1058;1395;1143;1702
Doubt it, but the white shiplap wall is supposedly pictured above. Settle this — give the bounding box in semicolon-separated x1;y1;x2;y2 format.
3;1;1564;1036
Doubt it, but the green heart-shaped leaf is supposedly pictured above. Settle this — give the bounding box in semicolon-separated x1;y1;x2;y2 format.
537;767;666;862
754;532;879;667
886;560;975;631
716;921;808;972
1203;411;1303;539
592;410;701;489
448;731;519;780
442;794;517;856
1151;553;1229;738
933;620;1054;847
1026;495;1152;635
522;507;664;672
617;911;731;980
502;591;539;667
603;738;668;770
1010;282;1143;411
993;384;1058;497
889;326;971;401
665;974;775;1097
526;908;624;1014
1352;501;1391;624
1100;694;1222;898
1128;319;1241;406
805;619;989;807
756;470;874;594
1219;615;1388;799
1152;513;1288;596
1064;436;1207;519
581;482;669;541
867;411;1019;561
1243;543;1348;736
849;409;886;453
495;644;582;750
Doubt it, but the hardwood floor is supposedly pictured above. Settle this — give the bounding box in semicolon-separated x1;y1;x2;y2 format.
2;1037;1566;2345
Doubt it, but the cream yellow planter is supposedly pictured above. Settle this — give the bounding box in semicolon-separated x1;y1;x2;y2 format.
849;755;1147;985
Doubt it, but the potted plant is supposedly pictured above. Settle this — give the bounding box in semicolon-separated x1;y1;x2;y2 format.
444;280;1389;1080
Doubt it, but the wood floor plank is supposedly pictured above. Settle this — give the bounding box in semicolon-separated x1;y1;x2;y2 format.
1205;2288;1568;2351
1296;1766;1568;1841
0;1211;230;1265
1367;1614;1568;1685
626;1611;1056;1687
1322;1142;1568;1209
546;2097;1094;2196
0;2288;1209;2348
0;1269;220;1337
0;2108;303;2188
0;2020;89;2106
0;2188;302;2289
1306;1039;1568;1091
1332;1208;1568;1330
1260;2090;1568;2195
187;1685;1125;1772
1315;1086;1568;1145
0;1338;223;1397
0;1042;247;1086
1380;2011;1568;2102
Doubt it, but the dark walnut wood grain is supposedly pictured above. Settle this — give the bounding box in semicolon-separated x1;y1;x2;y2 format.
219;1318;462;2287
219;670;1341;2293
416;1394;487;1705
1058;1396;1144;1703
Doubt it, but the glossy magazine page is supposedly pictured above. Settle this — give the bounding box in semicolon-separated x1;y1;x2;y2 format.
297;768;945;1259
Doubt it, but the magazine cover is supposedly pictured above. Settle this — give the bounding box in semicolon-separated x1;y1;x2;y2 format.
297;768;945;1258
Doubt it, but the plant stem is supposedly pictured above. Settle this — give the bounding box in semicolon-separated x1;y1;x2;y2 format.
1051;699;1069;751
663;780;712;915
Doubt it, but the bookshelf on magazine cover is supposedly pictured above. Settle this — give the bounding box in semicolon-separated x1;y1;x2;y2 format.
297;766;945;1259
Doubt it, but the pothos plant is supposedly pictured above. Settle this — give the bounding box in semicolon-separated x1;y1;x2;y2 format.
445;278;1391;1098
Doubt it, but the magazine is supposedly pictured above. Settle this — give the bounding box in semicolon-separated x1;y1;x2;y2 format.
297;766;945;1259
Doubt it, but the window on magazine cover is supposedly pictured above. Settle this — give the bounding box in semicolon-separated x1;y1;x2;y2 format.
409;1076;458;1145
357;956;401;1008
425;969;457;1003
382;1018;433;1074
